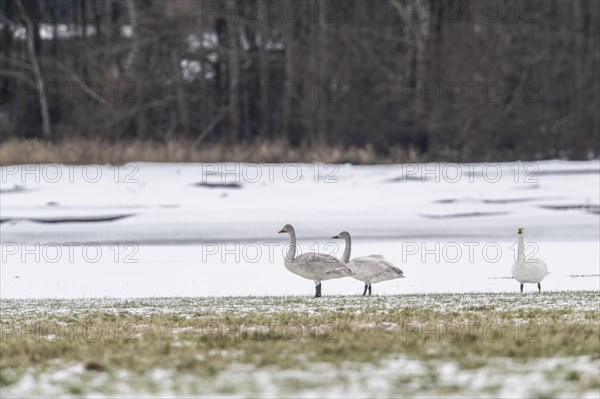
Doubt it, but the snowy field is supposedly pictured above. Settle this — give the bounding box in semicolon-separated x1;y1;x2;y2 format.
1;160;599;398
1;160;599;297
0;293;599;398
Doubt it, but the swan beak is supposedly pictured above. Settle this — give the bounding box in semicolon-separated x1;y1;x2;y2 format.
331;235;339;239
278;229;286;233
517;227;524;234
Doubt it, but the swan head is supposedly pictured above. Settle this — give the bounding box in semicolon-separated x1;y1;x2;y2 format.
278;224;294;234
517;227;524;235
331;231;350;239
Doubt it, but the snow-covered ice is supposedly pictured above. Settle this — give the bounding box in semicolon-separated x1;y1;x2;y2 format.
1;160;598;298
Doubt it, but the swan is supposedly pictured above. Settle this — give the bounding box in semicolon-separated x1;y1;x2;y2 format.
332;231;405;295
511;227;550;292
278;224;353;298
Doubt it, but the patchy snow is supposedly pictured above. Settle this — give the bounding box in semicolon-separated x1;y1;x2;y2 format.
1;292;598;319
1;293;597;397
2;356;598;398
180;59;202;81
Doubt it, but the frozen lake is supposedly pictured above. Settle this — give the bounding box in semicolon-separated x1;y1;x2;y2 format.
1;160;598;298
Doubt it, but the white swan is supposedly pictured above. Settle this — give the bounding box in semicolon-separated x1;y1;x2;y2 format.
278;224;353;297
332;231;404;295
511;227;550;292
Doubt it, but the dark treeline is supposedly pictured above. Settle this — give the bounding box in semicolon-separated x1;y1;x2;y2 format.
1;0;599;161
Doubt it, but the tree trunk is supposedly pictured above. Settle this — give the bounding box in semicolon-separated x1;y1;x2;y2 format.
19;0;52;140
226;1;242;140
282;0;303;144
170;49;190;138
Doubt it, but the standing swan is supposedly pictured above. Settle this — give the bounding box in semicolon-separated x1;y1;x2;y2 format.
332;231;405;295
511;227;550;292
278;224;353;298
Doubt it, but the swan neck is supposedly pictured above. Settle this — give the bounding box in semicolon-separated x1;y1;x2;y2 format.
286;231;297;261
517;234;525;261
342;236;351;263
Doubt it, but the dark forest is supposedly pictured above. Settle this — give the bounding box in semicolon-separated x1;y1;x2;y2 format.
1;0;599;162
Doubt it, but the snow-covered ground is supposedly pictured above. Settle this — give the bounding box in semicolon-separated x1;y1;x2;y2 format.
3;356;598;398
1;160;598;298
1;293;598;398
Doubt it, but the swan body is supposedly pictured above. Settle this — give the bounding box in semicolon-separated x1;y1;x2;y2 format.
284;252;354;282
348;255;405;284
333;231;404;295
511;258;549;284
278;224;353;297
511;227;550;292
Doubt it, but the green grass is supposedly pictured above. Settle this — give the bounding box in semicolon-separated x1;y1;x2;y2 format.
1;291;599;397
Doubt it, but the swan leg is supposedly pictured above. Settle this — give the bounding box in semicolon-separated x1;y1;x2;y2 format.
368;284;372;296
538;283;541;292
315;283;322;298
520;284;523;293
362;284;368;296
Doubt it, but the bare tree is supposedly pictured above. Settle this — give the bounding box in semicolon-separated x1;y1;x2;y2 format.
17;0;52;140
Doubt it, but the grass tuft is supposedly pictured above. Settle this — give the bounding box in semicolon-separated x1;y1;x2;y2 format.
0;138;421;165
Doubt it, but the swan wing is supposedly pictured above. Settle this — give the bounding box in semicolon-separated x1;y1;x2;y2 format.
348;256;404;282
346;257;377;281
537;258;550;275
293;252;353;280
296;253;348;270
365;255;405;277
